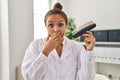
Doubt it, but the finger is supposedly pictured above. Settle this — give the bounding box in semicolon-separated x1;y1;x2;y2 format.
84;37;96;44
54;34;64;44
82;34;91;38
52;31;61;39
83;33;94;38
82;31;93;37
55;33;64;41
86;31;93;35
58;37;64;42
56;38;64;45
84;39;91;45
53;31;64;39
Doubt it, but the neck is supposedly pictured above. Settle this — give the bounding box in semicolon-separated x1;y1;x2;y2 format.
56;44;63;57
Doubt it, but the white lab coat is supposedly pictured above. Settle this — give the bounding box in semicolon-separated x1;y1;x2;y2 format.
21;37;95;80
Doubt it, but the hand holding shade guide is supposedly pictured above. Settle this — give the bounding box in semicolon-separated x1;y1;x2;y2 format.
72;21;96;38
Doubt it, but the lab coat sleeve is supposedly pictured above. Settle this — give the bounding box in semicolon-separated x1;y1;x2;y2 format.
76;46;95;80
21;40;48;80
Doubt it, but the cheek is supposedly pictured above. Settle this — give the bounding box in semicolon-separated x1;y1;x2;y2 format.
60;27;66;33
47;28;54;36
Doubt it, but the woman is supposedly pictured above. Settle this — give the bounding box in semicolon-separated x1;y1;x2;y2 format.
21;2;96;80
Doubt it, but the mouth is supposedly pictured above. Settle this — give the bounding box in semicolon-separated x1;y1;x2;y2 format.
48;32;64;38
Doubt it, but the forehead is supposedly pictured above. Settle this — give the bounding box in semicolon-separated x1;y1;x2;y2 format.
46;14;65;22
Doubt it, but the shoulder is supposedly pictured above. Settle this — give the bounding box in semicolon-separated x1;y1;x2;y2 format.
27;38;46;49
65;37;86;57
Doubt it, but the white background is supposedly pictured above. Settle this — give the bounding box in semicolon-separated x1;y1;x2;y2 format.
58;0;120;30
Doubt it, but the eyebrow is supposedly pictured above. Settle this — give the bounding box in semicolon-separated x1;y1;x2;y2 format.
58;20;64;22
47;20;64;23
47;21;53;23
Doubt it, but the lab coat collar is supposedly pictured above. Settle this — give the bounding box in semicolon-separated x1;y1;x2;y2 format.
51;36;72;60
61;37;72;59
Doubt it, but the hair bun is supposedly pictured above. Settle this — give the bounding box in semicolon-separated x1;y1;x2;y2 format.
53;2;63;10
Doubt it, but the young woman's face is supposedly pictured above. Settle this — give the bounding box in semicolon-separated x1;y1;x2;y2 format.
45;14;67;37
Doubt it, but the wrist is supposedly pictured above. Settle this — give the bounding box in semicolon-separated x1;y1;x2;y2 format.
42;48;49;57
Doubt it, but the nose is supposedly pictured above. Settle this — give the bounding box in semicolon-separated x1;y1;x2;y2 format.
54;26;59;32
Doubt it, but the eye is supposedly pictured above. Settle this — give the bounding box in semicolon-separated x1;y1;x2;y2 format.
48;24;54;28
58;23;64;27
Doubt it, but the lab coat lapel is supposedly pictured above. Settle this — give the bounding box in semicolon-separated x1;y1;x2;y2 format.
43;38;59;59
51;49;60;59
61;38;72;60
50;37;72;59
